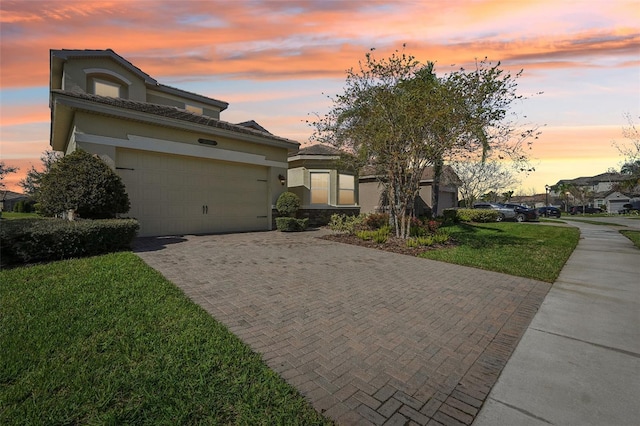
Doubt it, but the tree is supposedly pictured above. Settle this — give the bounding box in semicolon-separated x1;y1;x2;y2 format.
614;114;640;192
0;162;19;213
312;49;537;237
19;150;62;197
0;161;18;190
37;150;130;218
450;158;520;207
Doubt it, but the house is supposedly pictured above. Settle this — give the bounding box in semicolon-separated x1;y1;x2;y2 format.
359;165;461;217
0;191;29;212
287;144;359;225
552;172;637;212
49;49;299;237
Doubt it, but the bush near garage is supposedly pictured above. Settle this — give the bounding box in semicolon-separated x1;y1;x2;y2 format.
455;208;500;223
275;217;309;232
0;218;139;267
275;192;301;217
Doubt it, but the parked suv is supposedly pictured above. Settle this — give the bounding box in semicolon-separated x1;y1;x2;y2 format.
570;206;603;215
537;206;562;218
502;203;539;222
472;202;517;222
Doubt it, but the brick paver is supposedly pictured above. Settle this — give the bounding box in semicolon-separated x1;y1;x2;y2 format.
134;230;550;425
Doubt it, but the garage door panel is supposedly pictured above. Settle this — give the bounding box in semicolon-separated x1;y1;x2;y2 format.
117;148;270;236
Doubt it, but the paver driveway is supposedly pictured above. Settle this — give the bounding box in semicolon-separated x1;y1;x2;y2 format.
134;230;550;425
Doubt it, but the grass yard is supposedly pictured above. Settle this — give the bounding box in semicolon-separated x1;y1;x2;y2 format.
1;212;41;220
0;252;331;425
620;230;640;249
420;222;580;282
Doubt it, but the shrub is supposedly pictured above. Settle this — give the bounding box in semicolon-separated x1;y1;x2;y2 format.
275;192;301;217
406;229;450;247
456;208;499;223
442;208;459;224
328;213;366;234
275;217;308;232
37;150;130;219
363;213;389;230
0;218;139;266
356;226;390;243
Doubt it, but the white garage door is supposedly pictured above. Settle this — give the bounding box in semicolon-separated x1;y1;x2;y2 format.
116;148;269;236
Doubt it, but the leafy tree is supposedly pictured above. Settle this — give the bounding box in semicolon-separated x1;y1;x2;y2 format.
312;48;537;237
37;150;130;219
19;150;62;196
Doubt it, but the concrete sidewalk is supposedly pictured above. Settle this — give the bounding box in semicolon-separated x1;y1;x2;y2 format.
474;220;640;425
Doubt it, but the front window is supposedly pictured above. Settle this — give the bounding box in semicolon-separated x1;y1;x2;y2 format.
338;174;355;205
93;78;121;97
310;172;329;204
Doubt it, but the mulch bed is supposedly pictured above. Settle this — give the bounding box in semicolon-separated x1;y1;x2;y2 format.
320;232;455;257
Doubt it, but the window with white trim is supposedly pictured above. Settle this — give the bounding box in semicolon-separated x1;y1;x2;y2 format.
310;172;329;204
338;174;355;205
185;104;203;114
93;78;122;97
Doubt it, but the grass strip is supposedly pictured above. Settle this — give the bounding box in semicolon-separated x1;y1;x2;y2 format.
620;230;640;249
562;218;625;226
420;222;579;282
0;252;331;425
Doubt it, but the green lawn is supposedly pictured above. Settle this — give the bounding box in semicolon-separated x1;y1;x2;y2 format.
620;230;640;249
420;222;580;282
1;212;41;220
0;253;331;425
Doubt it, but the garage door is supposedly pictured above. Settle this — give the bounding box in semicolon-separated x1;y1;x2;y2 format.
116;148;269;236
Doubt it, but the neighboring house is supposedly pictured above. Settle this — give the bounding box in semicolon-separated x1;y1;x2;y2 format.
49;49;299;237
287;144;359;225
359;165;461;217
0;191;29;212
552;172;635;212
553;172;628;196
594;191;631;213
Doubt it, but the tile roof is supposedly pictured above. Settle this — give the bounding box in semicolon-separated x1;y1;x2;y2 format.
290;144;342;156
52;89;298;146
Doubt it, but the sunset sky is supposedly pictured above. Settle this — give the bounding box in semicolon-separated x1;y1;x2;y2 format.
1;0;639;195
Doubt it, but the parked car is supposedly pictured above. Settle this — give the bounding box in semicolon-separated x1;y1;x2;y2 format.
570;206;603;215
618;202;640;214
472;202;517;222
537;206;562;218
502;203;540;222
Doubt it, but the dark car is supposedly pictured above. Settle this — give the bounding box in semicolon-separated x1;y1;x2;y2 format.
570;206;603;215
501;203;539;222
537;206;562;218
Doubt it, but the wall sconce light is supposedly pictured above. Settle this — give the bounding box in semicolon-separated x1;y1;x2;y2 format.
278;174;286;186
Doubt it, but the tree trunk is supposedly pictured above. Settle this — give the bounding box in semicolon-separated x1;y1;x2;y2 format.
431;157;443;217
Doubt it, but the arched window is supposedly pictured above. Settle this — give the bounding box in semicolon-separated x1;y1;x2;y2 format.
84;68;131;98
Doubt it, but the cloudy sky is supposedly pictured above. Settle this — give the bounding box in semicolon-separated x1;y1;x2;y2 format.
1;0;639;194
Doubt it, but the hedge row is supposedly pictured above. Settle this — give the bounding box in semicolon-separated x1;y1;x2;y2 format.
443;208;499;223
1;218;139;267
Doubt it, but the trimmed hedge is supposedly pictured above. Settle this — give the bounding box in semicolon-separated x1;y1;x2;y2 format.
275;217;308;232
275;192;301;217
456;208;499;223
1;218;139;266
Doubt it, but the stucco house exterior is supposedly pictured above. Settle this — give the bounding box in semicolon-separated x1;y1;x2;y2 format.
287;144;359;225
359;165;461;217
49;49;299;236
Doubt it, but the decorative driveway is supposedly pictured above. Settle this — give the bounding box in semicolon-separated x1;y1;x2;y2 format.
134;230;550;425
